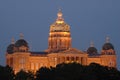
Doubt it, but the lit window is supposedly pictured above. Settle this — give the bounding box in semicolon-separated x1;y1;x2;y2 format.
19;57;25;69
31;63;34;70
36;63;39;70
40;63;43;67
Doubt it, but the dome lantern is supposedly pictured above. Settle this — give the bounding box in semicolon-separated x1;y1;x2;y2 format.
56;9;64;24
11;37;15;44
106;36;110;43
90;41;94;47
20;33;24;39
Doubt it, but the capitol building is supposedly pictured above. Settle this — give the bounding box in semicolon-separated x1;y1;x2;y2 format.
6;10;116;73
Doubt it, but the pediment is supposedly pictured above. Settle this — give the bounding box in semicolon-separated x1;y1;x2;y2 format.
60;48;84;54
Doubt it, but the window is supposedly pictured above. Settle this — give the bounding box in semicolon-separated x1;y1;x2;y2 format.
31;63;34;70
36;63;39;70
19;57;25;69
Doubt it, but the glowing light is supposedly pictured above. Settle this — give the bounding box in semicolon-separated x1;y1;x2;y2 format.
56;20;63;23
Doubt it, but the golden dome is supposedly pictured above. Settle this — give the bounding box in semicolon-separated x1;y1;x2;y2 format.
50;9;70;32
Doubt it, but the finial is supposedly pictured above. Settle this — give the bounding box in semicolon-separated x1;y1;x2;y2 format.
90;41;94;47
58;8;62;13
56;9;64;23
57;9;63;19
11;37;15;44
20;33;24;39
106;36;110;43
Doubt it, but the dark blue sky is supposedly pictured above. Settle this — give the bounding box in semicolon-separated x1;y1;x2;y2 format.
0;0;120;69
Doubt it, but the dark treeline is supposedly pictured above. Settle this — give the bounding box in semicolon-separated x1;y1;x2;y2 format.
0;63;120;80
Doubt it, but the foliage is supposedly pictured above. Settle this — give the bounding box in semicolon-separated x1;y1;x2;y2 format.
15;70;34;80
35;62;120;80
0;65;15;80
0;63;120;80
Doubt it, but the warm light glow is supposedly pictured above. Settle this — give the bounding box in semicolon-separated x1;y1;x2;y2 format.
6;9;117;74
56;20;64;24
63;32;68;34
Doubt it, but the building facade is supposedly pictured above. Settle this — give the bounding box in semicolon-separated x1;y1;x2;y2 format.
6;10;116;73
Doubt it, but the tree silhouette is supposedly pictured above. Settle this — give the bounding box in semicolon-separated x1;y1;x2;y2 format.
35;62;120;80
0;63;120;80
15;70;34;80
35;67;55;80
0;65;14;80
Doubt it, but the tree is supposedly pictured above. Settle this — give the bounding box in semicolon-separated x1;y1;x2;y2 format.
35;63;120;80
35;67;54;80
15;70;34;80
0;65;15;80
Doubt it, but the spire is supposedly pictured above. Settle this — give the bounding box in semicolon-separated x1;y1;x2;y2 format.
11;37;15;44
20;33;24;39
106;36;110;43
90;41;94;47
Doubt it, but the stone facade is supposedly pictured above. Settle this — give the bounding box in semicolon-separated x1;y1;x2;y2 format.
6;10;116;73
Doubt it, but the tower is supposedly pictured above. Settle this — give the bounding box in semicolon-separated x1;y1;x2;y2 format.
101;36;116;67
48;9;72;52
101;36;115;55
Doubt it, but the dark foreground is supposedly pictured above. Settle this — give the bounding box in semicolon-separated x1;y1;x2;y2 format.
0;63;120;80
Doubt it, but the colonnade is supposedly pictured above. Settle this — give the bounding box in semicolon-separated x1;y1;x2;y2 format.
56;56;87;65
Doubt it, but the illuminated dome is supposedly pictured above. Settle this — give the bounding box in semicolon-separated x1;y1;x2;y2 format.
50;9;70;32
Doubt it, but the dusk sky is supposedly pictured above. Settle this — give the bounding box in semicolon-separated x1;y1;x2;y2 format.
0;0;120;69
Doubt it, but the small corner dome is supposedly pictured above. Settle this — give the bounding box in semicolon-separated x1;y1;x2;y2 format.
15;39;29;48
87;47;98;55
102;43;114;50
7;44;15;54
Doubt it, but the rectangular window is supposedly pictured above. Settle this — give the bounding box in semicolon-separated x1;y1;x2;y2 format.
36;63;39;70
31;63;34;70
